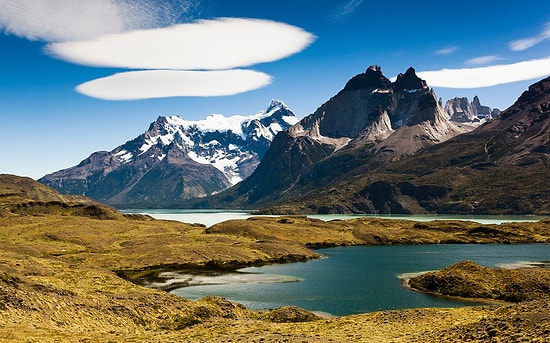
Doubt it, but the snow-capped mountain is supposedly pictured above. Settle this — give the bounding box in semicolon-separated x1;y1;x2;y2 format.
39;100;298;207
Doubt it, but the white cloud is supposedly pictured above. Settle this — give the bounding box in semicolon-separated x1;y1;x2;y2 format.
76;69;272;100
0;0;195;42
0;2;314;100
330;0;366;23
509;22;550;51
465;55;503;65
416;57;550;88
47;18;315;70
435;46;459;55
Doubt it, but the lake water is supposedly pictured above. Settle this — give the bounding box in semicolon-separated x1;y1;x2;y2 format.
165;244;550;316
121;209;546;227
123;210;549;316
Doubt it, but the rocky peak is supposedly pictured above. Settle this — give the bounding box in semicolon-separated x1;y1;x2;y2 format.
265;99;288;113
145;116;172;137
260;99;296;126
393;67;428;92
444;96;500;123
293;66;463;144
472;96;495;119
514;75;550;108
338;65;392;95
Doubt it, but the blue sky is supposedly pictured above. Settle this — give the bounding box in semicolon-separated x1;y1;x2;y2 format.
1;0;550;179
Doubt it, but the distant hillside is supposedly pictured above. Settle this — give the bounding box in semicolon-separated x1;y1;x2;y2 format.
39;100;298;208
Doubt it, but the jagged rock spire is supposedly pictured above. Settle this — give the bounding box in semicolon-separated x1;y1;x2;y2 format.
339;65;392;94
393;67;428;91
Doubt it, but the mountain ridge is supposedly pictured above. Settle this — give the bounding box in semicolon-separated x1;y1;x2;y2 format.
187;68;550;215
39;100;298;207
261;74;550;214
188;66;480;210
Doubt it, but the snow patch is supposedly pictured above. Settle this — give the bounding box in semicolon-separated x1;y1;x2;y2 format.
114;150;133;163
188;150;243;185
282;115;300;126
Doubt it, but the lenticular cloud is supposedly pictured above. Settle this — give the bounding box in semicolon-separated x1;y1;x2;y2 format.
1;0;315;100
417;57;550;88
0;0;192;42
47;18;315;70
48;17;315;99
76;70;273;100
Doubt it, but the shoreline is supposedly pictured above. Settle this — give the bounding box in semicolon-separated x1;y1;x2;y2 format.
401;277;508;306
122;209;549;227
122;246;542;317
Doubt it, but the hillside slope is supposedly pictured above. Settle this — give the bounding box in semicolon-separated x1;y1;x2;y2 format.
2;174;550;342
0;174;122;218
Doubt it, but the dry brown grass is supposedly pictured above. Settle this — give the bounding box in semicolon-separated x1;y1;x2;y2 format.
1;210;550;341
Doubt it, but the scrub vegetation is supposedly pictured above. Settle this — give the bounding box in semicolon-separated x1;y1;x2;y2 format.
1;174;549;342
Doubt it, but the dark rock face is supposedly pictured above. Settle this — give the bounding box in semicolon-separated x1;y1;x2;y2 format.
393;67;428;92
338;65;392;95
39;100;298;208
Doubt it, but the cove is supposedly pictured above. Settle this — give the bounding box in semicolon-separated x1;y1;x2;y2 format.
169;244;550;316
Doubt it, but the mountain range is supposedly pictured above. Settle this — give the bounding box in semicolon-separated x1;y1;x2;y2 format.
39;65;548;215
188;67;549;215
39;100;298;207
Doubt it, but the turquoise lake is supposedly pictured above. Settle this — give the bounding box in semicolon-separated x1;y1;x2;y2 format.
168;244;550;316
123;210;549;316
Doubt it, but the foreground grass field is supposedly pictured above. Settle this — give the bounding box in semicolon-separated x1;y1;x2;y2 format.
1;213;550;342
1;175;549;341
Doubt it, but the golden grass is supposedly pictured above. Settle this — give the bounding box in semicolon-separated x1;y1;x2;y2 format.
1;213;550;342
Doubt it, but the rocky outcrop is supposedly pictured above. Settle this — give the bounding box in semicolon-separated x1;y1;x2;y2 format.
444;95;500;123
